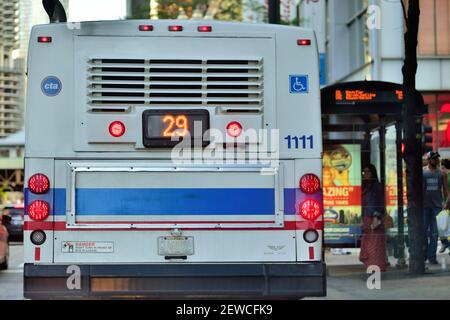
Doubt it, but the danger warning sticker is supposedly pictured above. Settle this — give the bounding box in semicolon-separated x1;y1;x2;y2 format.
61;241;114;253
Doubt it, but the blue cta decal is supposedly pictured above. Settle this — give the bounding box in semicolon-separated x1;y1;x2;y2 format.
41;76;62;96
289;74;308;94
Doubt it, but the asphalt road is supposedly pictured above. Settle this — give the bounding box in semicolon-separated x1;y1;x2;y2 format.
0;242;24;300
1;243;449;300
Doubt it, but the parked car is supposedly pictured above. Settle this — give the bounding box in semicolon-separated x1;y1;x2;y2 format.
2;204;24;240
0;214;10;270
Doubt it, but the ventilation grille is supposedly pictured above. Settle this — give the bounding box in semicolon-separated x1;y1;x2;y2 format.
87;59;264;111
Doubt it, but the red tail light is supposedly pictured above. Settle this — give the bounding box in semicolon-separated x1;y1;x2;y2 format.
109;121;126;137
299;174;320;194
28;200;50;221
226;121;242;138
28;174;50;194
299;199;321;221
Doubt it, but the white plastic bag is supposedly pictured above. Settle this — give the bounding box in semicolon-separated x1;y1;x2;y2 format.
437;209;450;238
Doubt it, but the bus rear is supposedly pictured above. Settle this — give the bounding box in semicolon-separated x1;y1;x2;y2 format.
24;20;325;299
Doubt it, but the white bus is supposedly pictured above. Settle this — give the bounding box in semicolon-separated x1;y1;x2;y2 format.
24;3;325;299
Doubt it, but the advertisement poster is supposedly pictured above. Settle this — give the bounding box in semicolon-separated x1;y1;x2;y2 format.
323;144;362;245
385;128;399;225
384;127;408;239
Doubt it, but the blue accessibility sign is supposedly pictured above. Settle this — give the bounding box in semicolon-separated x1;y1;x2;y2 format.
289;75;308;94
41;76;62;97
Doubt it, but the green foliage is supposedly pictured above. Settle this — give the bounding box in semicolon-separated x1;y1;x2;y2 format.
126;2;151;19
213;0;243;21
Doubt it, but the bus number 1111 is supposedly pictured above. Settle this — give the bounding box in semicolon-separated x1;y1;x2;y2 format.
284;135;314;150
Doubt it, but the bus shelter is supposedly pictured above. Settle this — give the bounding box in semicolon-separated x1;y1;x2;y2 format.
320;81;422;264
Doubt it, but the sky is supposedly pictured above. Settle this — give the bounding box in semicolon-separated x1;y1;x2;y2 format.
68;0;127;22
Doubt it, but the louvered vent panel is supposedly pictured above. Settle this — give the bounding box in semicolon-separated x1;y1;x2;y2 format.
87;59;264;111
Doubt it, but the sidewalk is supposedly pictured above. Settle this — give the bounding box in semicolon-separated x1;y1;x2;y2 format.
326;248;450;278
306;248;450;299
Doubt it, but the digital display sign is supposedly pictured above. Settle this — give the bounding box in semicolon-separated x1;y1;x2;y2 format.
143;109;209;147
334;89;404;105
321;81;408;115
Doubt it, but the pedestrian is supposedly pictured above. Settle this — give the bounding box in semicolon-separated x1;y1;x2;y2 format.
437;197;450;256
359;164;387;272
423;152;448;264
438;159;450;253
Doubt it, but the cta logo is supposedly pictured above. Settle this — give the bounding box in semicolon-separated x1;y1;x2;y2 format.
41;76;62;97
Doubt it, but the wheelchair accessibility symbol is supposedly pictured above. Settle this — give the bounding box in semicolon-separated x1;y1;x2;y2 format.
289;75;308;94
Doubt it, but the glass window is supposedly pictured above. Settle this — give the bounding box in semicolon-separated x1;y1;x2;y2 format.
418;0;450;56
436;0;450;54
0;149;9;157
346;0;369;70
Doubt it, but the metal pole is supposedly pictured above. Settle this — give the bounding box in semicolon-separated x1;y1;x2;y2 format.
379;123;388;265
379;123;386;202
268;0;280;24
395;121;407;268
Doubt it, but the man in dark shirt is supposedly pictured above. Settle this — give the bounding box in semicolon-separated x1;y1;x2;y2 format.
423;152;448;264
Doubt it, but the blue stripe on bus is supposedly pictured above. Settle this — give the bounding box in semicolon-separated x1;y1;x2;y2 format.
24;188;315;216
75;188;275;215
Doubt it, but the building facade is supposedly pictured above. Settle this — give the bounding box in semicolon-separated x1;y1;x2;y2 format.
300;0;450;157
0;0;22;138
17;0;59;62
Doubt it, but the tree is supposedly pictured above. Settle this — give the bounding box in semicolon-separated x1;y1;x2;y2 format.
401;0;426;274
126;1;151;19
126;0;242;21
243;0;268;23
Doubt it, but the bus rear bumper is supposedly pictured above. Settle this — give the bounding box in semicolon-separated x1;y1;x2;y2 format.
24;262;326;299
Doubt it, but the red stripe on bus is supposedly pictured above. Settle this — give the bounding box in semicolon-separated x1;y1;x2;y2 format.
24;220;323;231
35;247;41;261
24;221;54;230
298;220;324;230
309;246;315;260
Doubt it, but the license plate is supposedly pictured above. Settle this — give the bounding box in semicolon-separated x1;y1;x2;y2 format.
143;109;209;147
157;236;194;256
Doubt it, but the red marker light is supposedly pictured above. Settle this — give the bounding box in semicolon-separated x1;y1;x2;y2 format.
299;199;321;221
299;174;320;194
168;25;183;32
297;39;311;46
139;25;153;31
28;200;50;221
198;26;212;32
226;121;242;138
38;36;52;43
109;121;126;138
28;173;50;194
